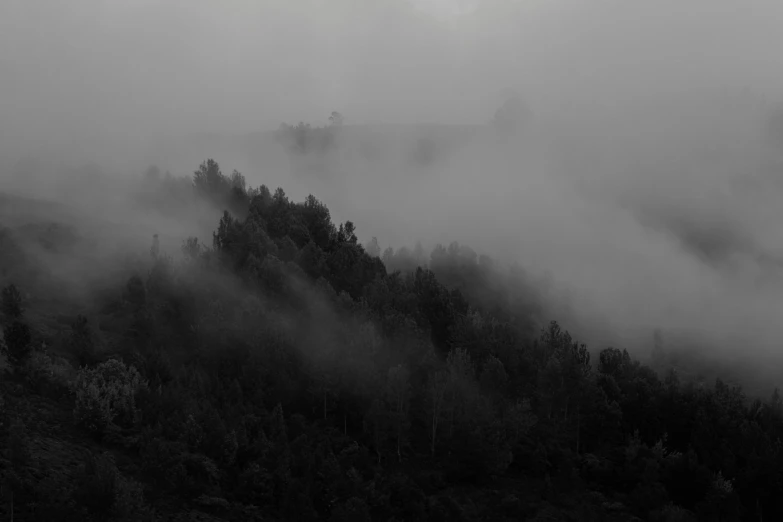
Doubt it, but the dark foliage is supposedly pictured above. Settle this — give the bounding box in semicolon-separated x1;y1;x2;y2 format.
1;283;24;321
3;158;783;522
275;113;343;157
68;314;99;367
1;320;32;368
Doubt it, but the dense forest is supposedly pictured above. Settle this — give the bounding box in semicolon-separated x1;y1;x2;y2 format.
2;159;783;522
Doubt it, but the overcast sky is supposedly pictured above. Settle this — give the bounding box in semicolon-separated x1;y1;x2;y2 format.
2;0;783;152
4;0;783;373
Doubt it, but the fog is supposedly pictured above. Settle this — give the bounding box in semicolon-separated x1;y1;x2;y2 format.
3;0;783;380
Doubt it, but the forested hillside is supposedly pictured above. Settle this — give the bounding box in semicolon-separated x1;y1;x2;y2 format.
2;159;783;522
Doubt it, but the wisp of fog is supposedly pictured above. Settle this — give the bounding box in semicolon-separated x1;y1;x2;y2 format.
3;0;783;381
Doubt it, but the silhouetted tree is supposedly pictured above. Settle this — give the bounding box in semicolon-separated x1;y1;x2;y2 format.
68;315;97;367
1;320;32;368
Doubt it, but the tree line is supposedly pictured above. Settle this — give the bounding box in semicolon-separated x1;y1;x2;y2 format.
1;158;782;521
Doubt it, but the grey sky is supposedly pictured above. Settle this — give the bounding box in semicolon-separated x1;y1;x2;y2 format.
2;0;782;152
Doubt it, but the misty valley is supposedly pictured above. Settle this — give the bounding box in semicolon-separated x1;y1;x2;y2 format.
6;1;783;520
4;111;783;521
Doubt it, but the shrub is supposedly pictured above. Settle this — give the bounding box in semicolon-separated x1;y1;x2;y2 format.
73;359;147;436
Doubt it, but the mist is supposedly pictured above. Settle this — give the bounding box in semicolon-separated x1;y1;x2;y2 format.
3;0;783;384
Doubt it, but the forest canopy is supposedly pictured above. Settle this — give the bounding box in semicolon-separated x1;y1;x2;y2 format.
0;159;782;521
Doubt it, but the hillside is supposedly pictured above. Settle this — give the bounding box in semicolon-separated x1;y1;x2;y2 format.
141;123;489;188
1;162;783;522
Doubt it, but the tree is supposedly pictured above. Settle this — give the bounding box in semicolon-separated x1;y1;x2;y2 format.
229;169;246;191
193;158;227;198
428;370;449;456
276;236;299;263
386;365;411;462
309;354;339;422
150;234;160;260
328;111;344;128
480;354;509;396
364;399;390;464
300;194;336;250
335;221;358;245
181;237;202;261
73;359;147;435
365;237;381;258
124;275;146;309
1;284;23;321
68;315;97;367
505;398;537;443
598;346;631;380
382;247;394;267
1;320;32;368
296;241;327;279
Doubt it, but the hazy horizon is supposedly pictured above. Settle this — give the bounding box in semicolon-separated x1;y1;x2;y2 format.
4;0;783;378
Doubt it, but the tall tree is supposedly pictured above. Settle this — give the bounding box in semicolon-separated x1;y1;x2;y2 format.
1;320;32;368
386;365;411;462
428;369;449;456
